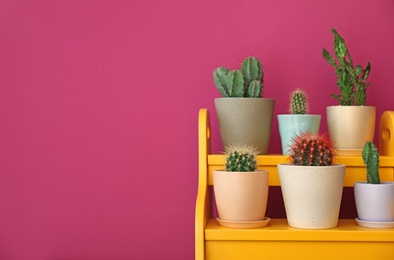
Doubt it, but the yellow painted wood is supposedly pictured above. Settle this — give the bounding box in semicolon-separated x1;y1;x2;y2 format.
205;218;394;241
195;109;394;260
206;241;394;260
195;108;210;260
208;155;394;186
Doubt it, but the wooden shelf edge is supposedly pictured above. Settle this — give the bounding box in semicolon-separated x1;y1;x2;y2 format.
205;218;394;242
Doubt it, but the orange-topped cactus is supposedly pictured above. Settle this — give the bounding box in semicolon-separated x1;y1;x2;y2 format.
289;132;336;166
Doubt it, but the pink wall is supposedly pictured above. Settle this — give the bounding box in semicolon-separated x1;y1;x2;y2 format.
1;0;393;259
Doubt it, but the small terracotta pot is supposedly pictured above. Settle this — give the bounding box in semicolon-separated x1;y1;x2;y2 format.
213;170;269;221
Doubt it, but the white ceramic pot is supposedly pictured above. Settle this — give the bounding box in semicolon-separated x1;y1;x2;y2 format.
326;106;375;155
354;182;394;222
213;170;269;222
277;164;346;229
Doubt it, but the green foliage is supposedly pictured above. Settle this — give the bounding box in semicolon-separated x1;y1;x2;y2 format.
362;142;380;184
213;57;263;98
322;28;371;106
224;144;259;172
289;132;335;166
289;89;309;114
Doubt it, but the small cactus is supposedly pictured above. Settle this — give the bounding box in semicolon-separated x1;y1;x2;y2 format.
213;57;263;98
362;141;380;184
289;132;335;166
224;144;259;172
289;89;309;114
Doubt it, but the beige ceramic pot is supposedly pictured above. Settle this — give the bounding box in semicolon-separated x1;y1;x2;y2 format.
278;164;346;229
213;170;269;222
214;98;275;154
326;106;376;155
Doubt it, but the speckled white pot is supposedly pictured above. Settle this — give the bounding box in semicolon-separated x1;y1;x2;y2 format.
214;98;275;154
278;164;346;229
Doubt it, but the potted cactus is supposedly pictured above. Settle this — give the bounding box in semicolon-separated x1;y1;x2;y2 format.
277;132;346;229
322;28;375;155
213;144;270;228
354;142;394;228
213;56;275;154
277;89;321;154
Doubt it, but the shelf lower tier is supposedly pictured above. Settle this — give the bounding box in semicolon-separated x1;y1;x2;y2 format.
205;218;394;260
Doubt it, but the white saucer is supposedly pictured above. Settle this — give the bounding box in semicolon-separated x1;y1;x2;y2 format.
216;217;271;228
355;218;394;229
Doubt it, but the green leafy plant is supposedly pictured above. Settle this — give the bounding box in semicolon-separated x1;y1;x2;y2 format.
213;57;263;98
289;89;309;114
362;141;380;184
224;144;259;172
289;132;335;166
322;28;371;106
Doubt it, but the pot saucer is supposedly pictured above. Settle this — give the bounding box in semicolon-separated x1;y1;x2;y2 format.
216;217;271;228
355;218;394;229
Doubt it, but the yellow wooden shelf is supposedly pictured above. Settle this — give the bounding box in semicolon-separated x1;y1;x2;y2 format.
196;108;394;260
205;218;394;242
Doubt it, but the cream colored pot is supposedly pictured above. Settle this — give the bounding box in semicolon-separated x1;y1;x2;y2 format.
278;164;346;229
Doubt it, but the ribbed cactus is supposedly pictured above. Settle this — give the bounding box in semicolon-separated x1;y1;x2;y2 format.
289;132;335;166
362;142;380;184
226;70;245;97
213;67;230;97
242;57;263;96
213;57;263;98
289;89;309;114
224;144;259;172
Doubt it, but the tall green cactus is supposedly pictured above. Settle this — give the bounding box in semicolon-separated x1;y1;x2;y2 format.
322;28;371;106
362;142;380;184
213;57;263;98
289;132;335;166
289;89;309;114
224;144;259;172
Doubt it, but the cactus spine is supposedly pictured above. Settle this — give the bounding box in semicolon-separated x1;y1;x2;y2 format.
289;132;335;166
213;57;263;98
362;142;380;184
224;144;259;172
289;89;309;114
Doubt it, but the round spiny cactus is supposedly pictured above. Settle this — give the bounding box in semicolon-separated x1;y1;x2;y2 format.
224;144;259;172
289;132;335;166
289;89;309;114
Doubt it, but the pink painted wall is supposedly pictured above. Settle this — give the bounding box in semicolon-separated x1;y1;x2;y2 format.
1;0;393;259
